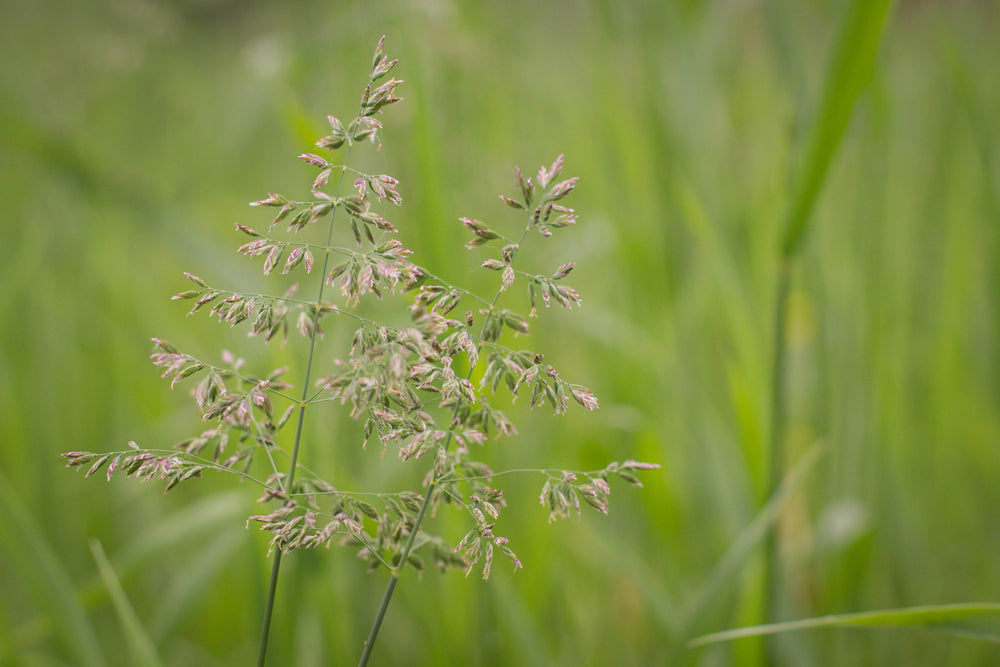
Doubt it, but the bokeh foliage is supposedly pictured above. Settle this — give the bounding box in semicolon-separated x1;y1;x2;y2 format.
2;0;999;664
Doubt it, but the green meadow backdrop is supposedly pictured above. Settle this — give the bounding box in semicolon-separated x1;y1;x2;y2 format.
2;0;999;664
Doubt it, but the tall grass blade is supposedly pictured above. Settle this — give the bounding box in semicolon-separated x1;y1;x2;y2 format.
491;578;555;667
0;470;106;667
685;442;825;642
936;20;1000;217
7;491;248;653
112;491;248;575
764;1;894;655
150;527;245;640
780;0;894;257
90;539;164;667
689;603;1000;648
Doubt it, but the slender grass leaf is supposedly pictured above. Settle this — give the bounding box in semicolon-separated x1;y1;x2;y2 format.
112;490;248;575
491;577;554;667
781;0;894;257
689;603;1000;648
937;20;1000;217
150;527;246;641
576;519;679;638
0;470;106;667
9;491;249;652
685;442;827;639
90;539;164;667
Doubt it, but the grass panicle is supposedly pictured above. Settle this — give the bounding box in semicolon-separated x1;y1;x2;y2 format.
59;36;657;664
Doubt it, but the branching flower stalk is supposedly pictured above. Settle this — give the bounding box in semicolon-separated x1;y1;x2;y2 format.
61;37;658;665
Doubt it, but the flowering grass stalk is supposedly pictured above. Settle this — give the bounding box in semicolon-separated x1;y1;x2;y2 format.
62;37;658;664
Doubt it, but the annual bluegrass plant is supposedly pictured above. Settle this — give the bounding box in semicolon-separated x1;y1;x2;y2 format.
62;37;658;665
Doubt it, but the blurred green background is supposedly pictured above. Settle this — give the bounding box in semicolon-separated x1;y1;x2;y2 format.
2;0;999;664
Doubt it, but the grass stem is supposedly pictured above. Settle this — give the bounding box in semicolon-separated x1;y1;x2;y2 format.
255;141;355;666
763;257;791;663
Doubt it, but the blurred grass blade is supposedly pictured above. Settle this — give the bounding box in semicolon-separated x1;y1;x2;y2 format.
685;442;826;637
491;578;553;667
0;470;106;666
937;20;1000;216
765;2;894;654
90;539;164;667
689;603;1000;648
150;527;245;640
577;519;679;637
112;490;248;575
781;0;894;257
8;491;248;653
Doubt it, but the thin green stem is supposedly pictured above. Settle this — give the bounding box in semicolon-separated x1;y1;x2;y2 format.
242;395;285;489
256;551;283;667
357;576;399;665
256;139;355;667
762;257;791;665
357;219;534;667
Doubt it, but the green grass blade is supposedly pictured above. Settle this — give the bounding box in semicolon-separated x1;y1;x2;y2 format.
781;0;894;257
150;527;245;641
937;17;1000;229
0;469;106;667
491;578;553;667
111;490;248;575
6;491;248;654
689;603;1000;647
685;441;827;638
90;539;164;667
